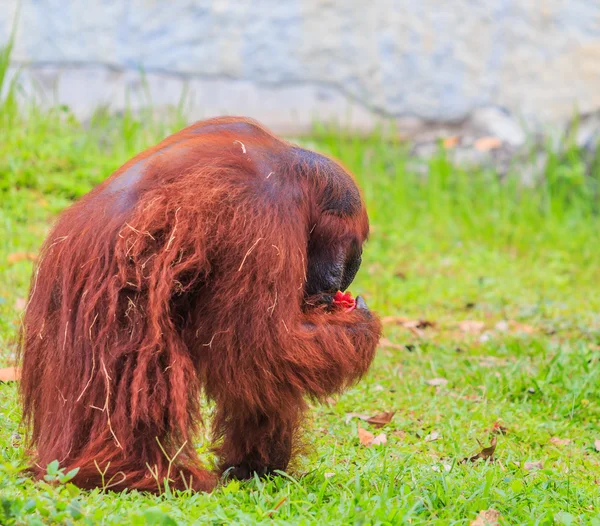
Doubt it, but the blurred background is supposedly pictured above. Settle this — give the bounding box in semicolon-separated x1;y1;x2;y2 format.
3;3;600;524
2;0;600;138
1;0;600;347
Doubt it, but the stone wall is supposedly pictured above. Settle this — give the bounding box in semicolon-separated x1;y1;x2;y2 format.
1;0;600;135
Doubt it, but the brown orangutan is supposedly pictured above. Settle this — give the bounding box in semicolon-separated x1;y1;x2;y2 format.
19;116;381;492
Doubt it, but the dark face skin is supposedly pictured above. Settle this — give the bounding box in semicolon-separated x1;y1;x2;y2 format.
293;146;366;301
305;238;362;297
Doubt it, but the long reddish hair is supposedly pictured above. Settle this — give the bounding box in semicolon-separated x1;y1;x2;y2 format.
20;117;381;491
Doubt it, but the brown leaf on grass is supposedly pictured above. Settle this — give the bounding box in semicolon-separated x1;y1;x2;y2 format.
474;136;502;151
357;426;387;447
489;421;508;435
459;320;486;333
371;433;387;446
462;437;497;463
366;411;395;428
358;426;374;446
345;413;372;424
14;297;26;310
550;437;571;446
266;496;288;518
0;367;20;382
471;508;501;526
346;411;395;428
381;317;435;339
381;317;435;329
524;461;543;471
425;378;448;387
403;319;434;330
7;252;37;264
594;439;600;452
425;431;441;442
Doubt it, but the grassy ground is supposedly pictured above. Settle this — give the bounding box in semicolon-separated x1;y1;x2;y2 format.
3;56;600;526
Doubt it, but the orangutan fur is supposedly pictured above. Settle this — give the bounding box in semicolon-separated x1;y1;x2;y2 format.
19;116;381;492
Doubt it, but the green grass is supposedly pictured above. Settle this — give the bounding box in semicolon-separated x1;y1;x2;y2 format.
3;46;600;525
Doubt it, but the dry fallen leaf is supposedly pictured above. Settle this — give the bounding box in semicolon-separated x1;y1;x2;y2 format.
462;437;497;463
0;367;20;382
381;317;435;329
474;136;502;151
347;411;395;428
371;433;387;446
594;439;600;452
471;508;501;526
524;461;543;471
366;411;395;428
425;378;448;387
345;413;372;424
381;317;435;339
489;421;509;435
403;319;435;330
358;426;387;447
550;437;571;446
358;426;374;446
459;320;486;333
425;431;441;442
14;297;26;310
7;252;37;264
266;496;288;518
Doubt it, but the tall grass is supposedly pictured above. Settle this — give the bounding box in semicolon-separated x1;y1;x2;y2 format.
0;38;189;198
0;32;19;125
307;125;600;259
2;37;600;523
2;34;600;260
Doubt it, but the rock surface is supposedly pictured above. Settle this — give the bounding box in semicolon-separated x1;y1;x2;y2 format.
1;1;600;134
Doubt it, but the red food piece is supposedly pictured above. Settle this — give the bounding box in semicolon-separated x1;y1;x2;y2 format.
332;291;356;312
